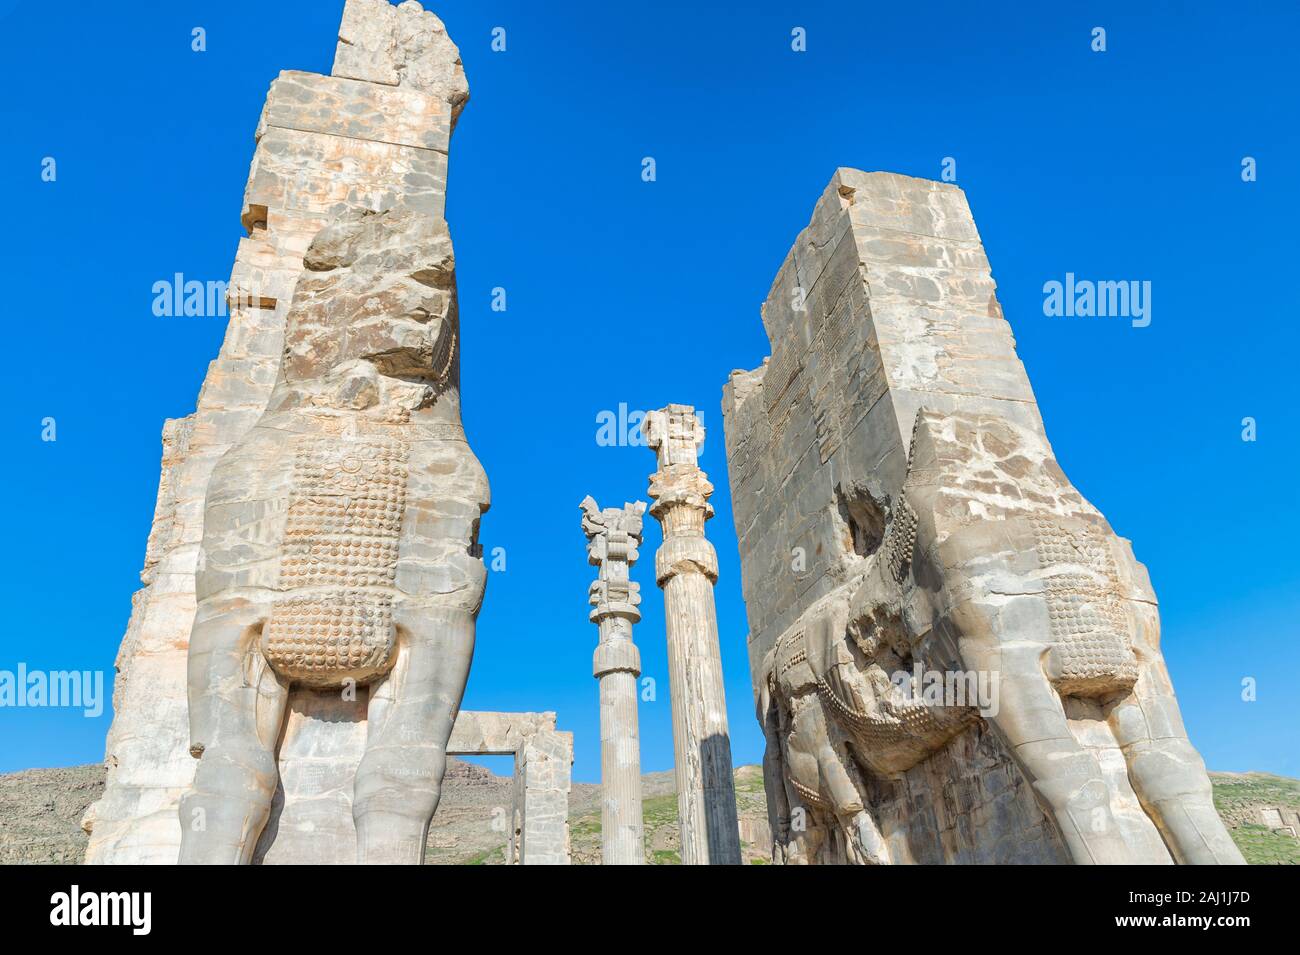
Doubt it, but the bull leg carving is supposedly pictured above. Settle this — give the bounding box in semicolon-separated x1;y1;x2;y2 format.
942;557;1132;864
1108;611;1245;864
180;598;288;864
926;520;1156;862
986;653;1128;864
353;603;475;864
758;678;793;864
776;682;891;864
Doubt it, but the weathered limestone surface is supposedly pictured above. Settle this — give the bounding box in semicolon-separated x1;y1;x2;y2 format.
334;0;470;111
86;0;478;864
643;406;742;865
179;203;489;865
79;708;568;865
446;711;572;865
721;169;1245;864
581;497;647;865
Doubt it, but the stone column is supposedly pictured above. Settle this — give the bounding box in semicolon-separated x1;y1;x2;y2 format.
580;497;647;865
643;405;742;865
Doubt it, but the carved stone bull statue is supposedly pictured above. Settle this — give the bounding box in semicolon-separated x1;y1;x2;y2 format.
179;205;489;864
759;408;1244;865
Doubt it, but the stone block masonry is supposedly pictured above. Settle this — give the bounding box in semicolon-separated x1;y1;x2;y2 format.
86;1;522;865
721;169;1244;865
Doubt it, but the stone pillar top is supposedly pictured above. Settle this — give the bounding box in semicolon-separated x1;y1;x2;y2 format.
333;0;470;123
580;496;646;567
581;497;645;677
644;404;705;469
643;405;714;521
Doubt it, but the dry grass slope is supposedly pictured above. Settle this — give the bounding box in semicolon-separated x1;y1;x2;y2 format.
2;763;1294;864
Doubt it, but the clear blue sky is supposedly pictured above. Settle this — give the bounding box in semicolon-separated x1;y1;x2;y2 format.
1;1;1296;783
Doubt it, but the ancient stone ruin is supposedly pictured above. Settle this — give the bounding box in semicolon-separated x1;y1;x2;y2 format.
84;1;1244;868
721;169;1245;864
643;406;742;865
85;0;571;865
179;201;489;864
441;711;572;865
581;497;648;865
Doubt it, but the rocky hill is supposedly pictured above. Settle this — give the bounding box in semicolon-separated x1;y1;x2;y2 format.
1;763;1294;864
1209;771;1300;865
0;765;103;864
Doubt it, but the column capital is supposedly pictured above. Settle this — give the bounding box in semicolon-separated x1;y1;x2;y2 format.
643;405;715;520
643;404;705;469
646;466;715;520
580;496;646;566
587;578;642;623
581;496;646;626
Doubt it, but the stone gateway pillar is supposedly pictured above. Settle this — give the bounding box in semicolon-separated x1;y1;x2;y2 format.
580;497;648;865
84;1;496;865
643;405;742;865
720;168;1245;865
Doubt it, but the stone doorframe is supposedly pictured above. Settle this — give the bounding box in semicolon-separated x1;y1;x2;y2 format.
446;711;572;864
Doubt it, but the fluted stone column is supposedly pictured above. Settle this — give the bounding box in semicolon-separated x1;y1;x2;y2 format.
643;404;742;865
580;496;647;865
